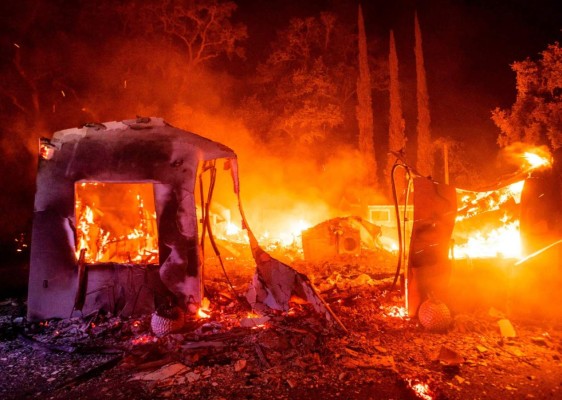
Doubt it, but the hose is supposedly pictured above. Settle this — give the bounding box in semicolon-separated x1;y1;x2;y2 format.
389;162;412;292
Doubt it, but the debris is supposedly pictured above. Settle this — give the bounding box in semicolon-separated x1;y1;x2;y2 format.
342;353;396;371
186;371;201;383
488;307;506;319
530;337;548;347
240;315;270;328
497;319;517;338
134;362;187;381
436;346;465;366
243;223;347;333
476;345;488;353
234;359;247;372
254;343;271;369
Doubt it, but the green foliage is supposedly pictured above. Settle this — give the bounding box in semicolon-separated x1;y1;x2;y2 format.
244;13;357;147
493;42;562;150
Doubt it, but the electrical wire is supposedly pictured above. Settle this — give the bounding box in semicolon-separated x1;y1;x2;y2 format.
198;162;240;302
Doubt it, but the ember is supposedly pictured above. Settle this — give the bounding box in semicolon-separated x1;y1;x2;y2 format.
131;334;156;346
382;305;409;319
406;379;434;400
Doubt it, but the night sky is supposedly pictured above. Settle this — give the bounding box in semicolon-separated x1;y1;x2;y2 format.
238;0;562;161
0;0;561;241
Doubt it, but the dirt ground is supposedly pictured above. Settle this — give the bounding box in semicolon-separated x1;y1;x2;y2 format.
1;252;562;400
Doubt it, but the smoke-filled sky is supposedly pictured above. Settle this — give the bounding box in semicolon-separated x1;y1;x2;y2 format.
0;0;561;241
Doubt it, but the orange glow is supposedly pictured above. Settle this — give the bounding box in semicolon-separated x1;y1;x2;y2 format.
197;308;211;319
454;219;521;259
75;182;159;264
453;181;525;260
197;297;212;319
383;305;409;319
522;150;551;170
225;222;241;236
452;146;551;261
258;218;312;249
408;380;433;400
131;334;155;345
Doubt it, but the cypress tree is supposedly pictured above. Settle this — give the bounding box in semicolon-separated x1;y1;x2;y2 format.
414;12;433;177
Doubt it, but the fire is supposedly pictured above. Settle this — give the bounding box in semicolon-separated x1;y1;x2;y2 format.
454;219;521;259
74;182;159;264
406;379;434;400
453;180;525;260
131;334;156;346
196;297;211;319
452;146;551;261
225;222;241;236
274;219;311;247
383;305;409;319
522;150;551;170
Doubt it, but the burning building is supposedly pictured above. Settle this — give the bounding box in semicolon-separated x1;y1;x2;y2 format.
28;117;237;321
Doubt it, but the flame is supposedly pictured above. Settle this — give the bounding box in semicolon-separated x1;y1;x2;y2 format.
383;305;409;319
131;334;156;346
265;218;311;247
225;222;240;235
452;146;552;261
75;183;159;264
406;380;434;400
197;297;211;319
522;150;551;170
453;180;525;260
379;236;399;253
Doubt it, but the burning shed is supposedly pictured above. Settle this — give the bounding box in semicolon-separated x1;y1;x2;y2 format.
28;117;237;321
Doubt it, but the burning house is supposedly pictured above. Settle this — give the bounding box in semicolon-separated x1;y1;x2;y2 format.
28;117;238;321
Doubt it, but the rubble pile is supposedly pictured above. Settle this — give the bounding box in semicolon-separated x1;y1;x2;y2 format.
1;258;562;400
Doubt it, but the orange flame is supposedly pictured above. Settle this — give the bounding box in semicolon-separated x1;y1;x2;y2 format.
522;150;551;170
383;305;409;319
75;183;159;264
406;379;434;400
453;181;525;260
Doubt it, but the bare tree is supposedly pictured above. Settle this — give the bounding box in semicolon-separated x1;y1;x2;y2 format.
120;0;247;71
414;12;433;177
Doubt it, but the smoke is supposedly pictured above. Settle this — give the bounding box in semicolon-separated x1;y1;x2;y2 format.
164;79;376;239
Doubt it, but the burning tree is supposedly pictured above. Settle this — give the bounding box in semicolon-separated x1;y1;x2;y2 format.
492;42;562;150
